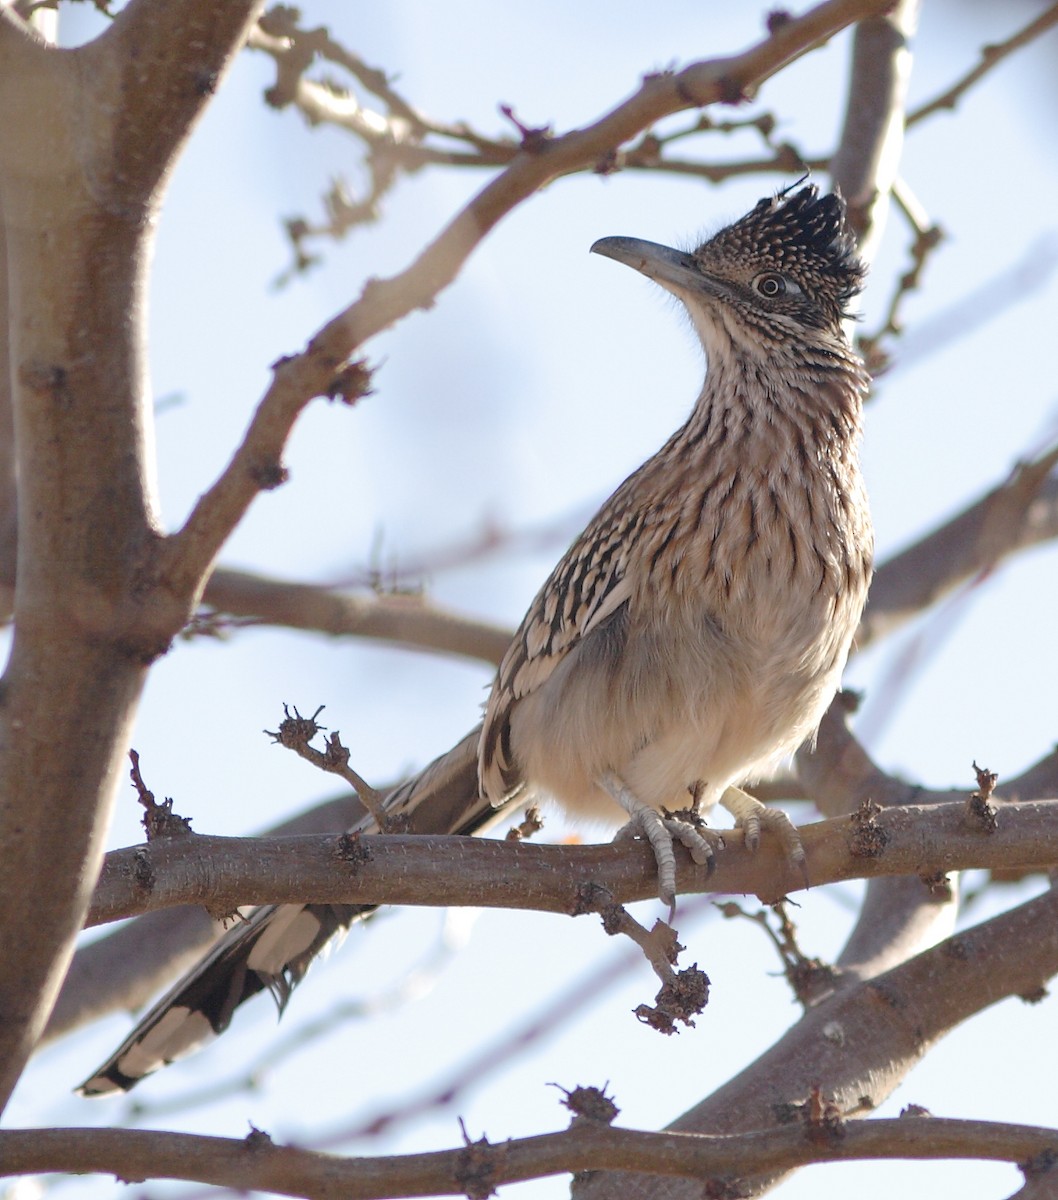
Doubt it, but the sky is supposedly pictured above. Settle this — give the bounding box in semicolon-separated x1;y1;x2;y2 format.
7;3;1058;1200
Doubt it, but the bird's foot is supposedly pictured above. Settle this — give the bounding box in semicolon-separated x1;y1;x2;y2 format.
719;785;808;886
602;775;723;915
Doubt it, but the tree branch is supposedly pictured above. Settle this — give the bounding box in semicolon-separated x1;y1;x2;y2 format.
201;567;510;666
1;1115;1055;1198
84;800;1058;927
830;0;918;257
907;2;1058;127
0;0;263;1112
859;444;1058;648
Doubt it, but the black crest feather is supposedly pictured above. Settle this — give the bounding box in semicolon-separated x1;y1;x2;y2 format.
700;185;865;326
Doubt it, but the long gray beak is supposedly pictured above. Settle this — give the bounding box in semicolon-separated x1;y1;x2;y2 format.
590;236;705;295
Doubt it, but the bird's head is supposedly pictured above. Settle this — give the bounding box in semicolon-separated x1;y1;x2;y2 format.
591;185;865;354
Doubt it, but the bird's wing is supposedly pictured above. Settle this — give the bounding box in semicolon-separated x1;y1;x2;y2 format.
479;501;644;800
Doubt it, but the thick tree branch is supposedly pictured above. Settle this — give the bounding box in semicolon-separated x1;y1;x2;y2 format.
830;0;918;257
0;0;263;1112
85;800;1058;927
1;1115;1055;1198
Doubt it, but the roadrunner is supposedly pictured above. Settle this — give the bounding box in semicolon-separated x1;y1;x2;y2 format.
80;184;872;1095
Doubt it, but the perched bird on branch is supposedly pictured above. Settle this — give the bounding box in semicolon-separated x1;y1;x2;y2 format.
79;184;872;1096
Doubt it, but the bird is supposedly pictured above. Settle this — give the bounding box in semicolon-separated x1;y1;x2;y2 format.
78;183;872;1096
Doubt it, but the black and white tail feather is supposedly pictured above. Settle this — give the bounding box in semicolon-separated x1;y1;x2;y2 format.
78;729;510;1096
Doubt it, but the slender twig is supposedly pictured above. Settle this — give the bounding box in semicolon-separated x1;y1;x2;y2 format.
907;3;1058;127
201;567;511;666
264;704;386;825
858;175;944;370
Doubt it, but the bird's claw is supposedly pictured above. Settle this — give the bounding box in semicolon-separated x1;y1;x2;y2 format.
719;785;808;887
605;776;725;913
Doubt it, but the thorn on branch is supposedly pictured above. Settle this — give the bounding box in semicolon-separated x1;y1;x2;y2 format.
713;75;749;107
802;1084;847;1142
18;360;67;396
249;459;290;491
593;148;620;176
1019;984;1050;1005
919;870;953;900
128;749;193;841
572;879;612;916
702;1177;750;1199
455;1120;498;1200
334;830;373;870
943;936;971;962
244;1123;274;1149
325;357;374;405
179;610;262;642
966;761;1000;833
498;103;553;151
192;69;220;97
552;1082;620;1126
848;797;890;858
900;1103;933;1118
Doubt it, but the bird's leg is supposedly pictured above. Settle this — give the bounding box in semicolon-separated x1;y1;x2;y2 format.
600;773;721;913
719;785;808;884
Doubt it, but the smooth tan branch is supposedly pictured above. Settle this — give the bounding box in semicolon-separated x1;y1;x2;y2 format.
1;1115;1056;1198
87;799;1058;927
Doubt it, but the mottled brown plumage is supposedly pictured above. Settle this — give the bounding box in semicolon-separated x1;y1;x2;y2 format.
480;185;872;900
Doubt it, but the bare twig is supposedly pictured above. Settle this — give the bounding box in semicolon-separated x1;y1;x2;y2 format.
858;175;944;372
717;899;839;1007
201;567;511;666
248;8;833;272
594;903;710;1035
128;750;193;842
907;3;1058;127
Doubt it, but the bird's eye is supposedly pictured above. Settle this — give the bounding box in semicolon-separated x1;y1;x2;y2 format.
754;272;800;298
